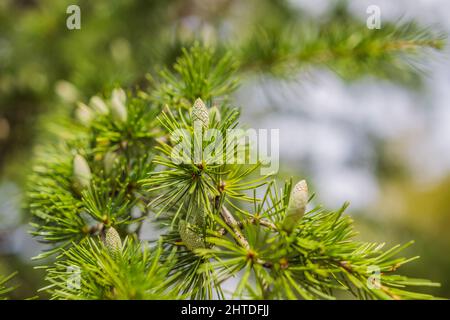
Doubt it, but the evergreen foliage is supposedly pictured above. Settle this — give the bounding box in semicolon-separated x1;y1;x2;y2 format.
0;272;16;299
27;41;444;299
41;238;177;300
236;7;445;84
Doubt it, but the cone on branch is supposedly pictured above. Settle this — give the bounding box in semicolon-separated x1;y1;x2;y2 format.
178;220;206;252
282;180;308;233
26;36;444;300
191;98;209;129
101;226;122;258
89;96;109;115
75;102;94;126
110;88;128;122
55;80;79;104
73;154;92;193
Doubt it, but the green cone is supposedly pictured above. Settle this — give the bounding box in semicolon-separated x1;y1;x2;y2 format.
110;88;127;122
282;180;308;233
73;154;92;193
101;226;122;257
191;98;209;129
178;220;206;252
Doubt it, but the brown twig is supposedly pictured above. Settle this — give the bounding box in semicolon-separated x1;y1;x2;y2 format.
220;206;250;250
219;206;275;269
238;217;277;231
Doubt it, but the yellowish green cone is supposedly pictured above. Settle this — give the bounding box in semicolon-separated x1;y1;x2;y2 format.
191;98;209;129
102;226;122;257
89;96;109;115
178;220;206;252
75;102;94;125
282;180;308;233
110;88;127;122
73;154;92;193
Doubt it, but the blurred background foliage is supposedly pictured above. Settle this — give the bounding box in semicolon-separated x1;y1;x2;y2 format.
0;0;449;298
